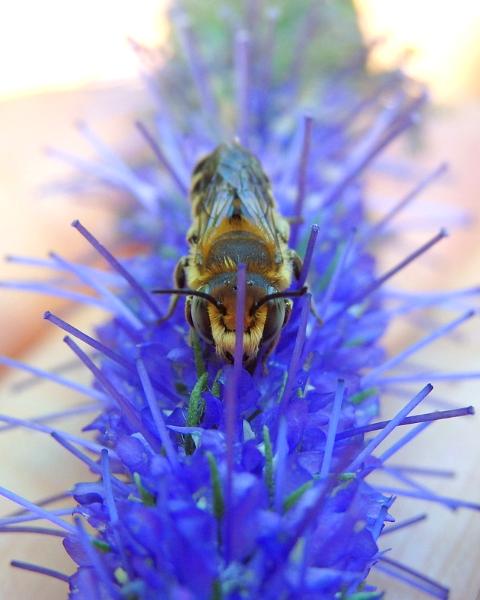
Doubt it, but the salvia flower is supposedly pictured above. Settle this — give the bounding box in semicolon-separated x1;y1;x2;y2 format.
0;2;478;599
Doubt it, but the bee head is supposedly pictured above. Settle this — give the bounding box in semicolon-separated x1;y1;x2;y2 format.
153;279;306;367
194;275;305;366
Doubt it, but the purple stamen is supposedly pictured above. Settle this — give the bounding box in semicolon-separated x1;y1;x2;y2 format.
322;100;423;208
297;224;319;287
318;230;356;319
274;417;288;512
101;450;131;575
76;120;150;202
380;513;428;536
0;525;65;537
63;336;161;452
44;312;178;402
174;14;219;127
234;29;250;145
44;311;131;369
0;486;75;533
224;263;246;562
0;404;99;434
290;4;321;87
45;146;121;182
376;486;480;511
290;116;314;248
346;383;433;471
377;556;449;599
50;431;120;483
375;371;480;385
76;121;132;174
50;252;144;330
383;467;460;510
375;563;445;598
319;379;345;479
245;0;262;30
328;229;448;322
0;413;107;454
5;254;123;285
10;560;70;583
382;289;480;321
371;498;395;539
276;118;305;188
363;310;475;384
384;285;480;304
297;527;313;597
280;294;311;407
75;517;120;599
336;405;473;442
136;358;178;468
0;509;73;527
330;71;403;140
45;146;157;213
0;280;107;309
11;354;100;394
362;163;448;243
388;465;455;479
72;220;163;319
256;7;278;132
0;355;107;403
7;491;71;517
135;121;188;194
379;423;430;464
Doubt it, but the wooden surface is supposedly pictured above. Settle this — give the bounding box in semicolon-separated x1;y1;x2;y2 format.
0;88;479;598
0;82;148;359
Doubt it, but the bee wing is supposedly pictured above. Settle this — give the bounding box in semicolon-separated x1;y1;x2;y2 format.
198;155;281;248
237;165;280;244
199;181;237;233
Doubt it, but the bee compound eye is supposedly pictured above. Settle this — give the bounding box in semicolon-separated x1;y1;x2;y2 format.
283;299;293;326
262;301;286;343
190;298;214;343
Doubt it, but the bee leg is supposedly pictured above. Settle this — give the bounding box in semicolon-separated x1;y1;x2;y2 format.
290;250;303;281
156;256;189;322
185;296;194;328
260;335;282;376
245;357;258;376
310;298;323;326
285;216;304;225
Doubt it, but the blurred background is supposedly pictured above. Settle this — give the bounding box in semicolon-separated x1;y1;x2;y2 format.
0;1;479;598
1;0;479;357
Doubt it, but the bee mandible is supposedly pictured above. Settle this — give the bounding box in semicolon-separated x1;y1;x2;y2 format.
154;142;306;368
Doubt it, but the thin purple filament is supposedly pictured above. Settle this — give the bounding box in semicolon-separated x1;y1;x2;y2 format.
347;383;433;471
224;263;246;563
10;560;70;583
72;219;163;319
336;405;474;442
328;229;448;322
319;379;345;479
297;224;319;287
290;116;314;248
135;121;188;194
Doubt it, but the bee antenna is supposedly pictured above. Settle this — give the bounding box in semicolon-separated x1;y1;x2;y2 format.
152;288;226;315
250;286;308;315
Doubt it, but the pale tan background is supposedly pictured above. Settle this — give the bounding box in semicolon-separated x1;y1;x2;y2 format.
0;1;479;598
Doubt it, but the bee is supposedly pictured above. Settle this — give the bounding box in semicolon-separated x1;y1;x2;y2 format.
154;142;306;369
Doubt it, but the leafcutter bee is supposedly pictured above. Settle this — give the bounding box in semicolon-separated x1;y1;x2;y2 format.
154;142;306;369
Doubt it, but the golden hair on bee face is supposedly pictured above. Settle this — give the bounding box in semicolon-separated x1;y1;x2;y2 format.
207;301;268;364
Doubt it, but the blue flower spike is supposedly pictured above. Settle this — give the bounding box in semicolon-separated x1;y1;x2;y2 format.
0;2;478;599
